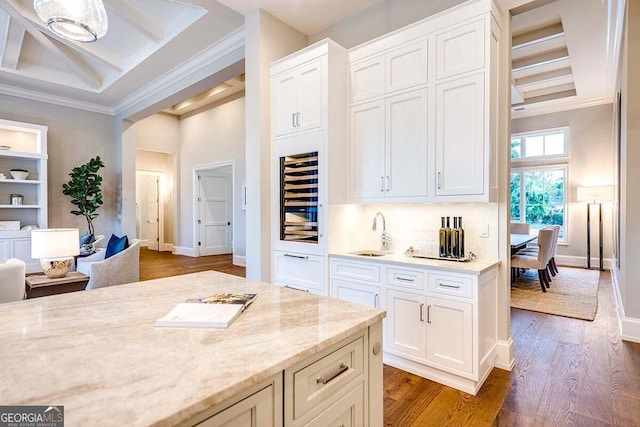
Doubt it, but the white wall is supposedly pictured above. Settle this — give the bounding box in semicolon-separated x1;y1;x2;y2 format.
135;113;180;153
309;0;467;48
511;104;615;265
244;10;309;280
0;93;119;234
179;94;247;258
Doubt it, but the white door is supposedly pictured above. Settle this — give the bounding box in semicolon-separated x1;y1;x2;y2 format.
146;175;159;251
385;89;429;198
349;100;386;200
198;172;232;256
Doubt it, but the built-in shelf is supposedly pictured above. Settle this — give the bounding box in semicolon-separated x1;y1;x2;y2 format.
0;180;42;185
0;151;46;160
0;204;41;209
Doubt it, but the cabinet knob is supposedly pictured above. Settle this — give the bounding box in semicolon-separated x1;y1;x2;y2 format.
372;342;381;356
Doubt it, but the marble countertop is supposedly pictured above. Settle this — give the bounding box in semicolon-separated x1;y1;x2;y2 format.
0;271;385;426
330;251;500;274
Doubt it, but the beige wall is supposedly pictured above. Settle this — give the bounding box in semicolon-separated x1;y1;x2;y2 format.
0;93;119;234
135;113;180;153
511;103;615;265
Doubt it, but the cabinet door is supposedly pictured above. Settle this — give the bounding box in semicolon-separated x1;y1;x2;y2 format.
386;39;428;93
332;278;380;308
435;73;485;196
272;70;299;138
385;89;428;198
350;55;385;103
297;60;323;133
436;20;485;80
385;288;427;361
425;295;473;374
349;101;385;199
198;385;274;426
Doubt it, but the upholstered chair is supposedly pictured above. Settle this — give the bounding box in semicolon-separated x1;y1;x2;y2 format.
511;228;555;292
77;239;140;290
0;258;26;303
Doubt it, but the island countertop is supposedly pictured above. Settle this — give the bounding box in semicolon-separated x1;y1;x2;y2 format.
0;271;385;426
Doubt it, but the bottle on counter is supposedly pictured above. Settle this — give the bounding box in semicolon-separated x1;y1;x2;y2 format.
458;216;465;258
439;217;447;257
444;216;452;258
451;217;460;258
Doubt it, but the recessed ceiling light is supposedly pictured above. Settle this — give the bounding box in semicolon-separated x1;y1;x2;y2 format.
208;83;232;97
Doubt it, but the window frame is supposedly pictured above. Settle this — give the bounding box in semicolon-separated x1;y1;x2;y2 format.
510;163;569;244
511;126;570;162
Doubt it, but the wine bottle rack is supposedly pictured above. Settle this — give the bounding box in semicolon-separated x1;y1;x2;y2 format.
280;151;319;244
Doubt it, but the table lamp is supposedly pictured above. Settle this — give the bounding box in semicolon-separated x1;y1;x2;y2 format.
31;229;80;278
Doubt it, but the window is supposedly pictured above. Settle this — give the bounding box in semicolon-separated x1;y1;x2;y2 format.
511;127;568;160
510;165;567;242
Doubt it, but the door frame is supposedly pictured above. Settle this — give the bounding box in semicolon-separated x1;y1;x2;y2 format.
135;170;165;251
193;161;235;257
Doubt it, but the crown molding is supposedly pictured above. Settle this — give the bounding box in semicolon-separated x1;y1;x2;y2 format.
511;96;613;119
0;83;113;114
112;26;245;118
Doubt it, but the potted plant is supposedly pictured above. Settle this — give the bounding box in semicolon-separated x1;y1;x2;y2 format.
62;156;105;236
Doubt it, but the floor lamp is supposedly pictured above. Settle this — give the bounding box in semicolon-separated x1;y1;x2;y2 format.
577;185;613;271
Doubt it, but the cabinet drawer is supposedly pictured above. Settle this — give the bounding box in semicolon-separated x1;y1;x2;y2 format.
428;272;473;298
292;336;364;420
274;251;325;294
331;258;380;283
387;267;425;290
332;278;380;309
304;382;364;427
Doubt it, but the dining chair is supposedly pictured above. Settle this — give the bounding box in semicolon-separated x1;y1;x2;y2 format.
511;228;555;292
510;222;531;234
518;225;560;277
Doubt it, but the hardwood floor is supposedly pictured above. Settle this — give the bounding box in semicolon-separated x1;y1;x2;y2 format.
138;250;640;426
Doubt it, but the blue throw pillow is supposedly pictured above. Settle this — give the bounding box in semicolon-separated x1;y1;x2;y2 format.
79;233;95;247
104;234;129;259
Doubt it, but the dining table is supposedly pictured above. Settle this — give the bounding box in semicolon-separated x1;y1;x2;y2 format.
510;232;538;255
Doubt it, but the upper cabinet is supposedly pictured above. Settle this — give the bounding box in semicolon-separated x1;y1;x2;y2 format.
272;59;323;138
347;0;502;203
0;119;48;272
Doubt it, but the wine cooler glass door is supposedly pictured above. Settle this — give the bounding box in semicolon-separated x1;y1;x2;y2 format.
280;151;319;246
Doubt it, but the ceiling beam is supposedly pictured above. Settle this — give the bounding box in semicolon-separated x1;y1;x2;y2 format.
513;22;563;47
0;0;101;89
515;66;572;86
104;0;163;42
512;47;569;72
0;15;24;70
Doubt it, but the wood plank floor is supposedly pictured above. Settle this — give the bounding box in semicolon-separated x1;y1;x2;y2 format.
138;249;640;426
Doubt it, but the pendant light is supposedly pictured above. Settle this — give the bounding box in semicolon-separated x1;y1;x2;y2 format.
33;0;108;43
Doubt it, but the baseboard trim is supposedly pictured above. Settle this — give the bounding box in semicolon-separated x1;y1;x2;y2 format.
555;255;612;270
160;243;174;252
140;239;149;247
233;255;246;267
173;246;196;257
494;338;515;371
611;266;640;343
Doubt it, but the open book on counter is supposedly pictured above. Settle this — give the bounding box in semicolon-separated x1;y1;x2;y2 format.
155;293;258;329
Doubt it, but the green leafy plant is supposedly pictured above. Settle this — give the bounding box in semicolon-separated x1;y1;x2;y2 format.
62;156;105;235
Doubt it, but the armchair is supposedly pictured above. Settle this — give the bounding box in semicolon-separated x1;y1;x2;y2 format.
77;239;140;290
0;258;26;303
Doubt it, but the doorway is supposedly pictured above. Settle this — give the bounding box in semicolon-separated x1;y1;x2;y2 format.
136;171;163;251
195;164;233;256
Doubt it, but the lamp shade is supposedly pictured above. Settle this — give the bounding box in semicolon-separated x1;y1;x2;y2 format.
576;185;614;203
34;0;109;43
31;229;80;259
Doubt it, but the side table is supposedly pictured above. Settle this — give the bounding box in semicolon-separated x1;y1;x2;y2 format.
25;272;90;299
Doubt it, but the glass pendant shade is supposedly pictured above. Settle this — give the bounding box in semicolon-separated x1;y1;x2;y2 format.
33;0;108;43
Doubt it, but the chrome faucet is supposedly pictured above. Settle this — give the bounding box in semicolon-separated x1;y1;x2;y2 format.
372;212;391;251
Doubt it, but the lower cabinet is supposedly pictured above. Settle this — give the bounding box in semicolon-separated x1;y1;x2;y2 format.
0;236;38;273
329;256;498;395
273;250;326;295
197;384;276;427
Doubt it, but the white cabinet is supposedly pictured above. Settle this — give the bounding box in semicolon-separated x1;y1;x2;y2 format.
0;119;47;272
272;59;323;138
349;89;428;200
329;255;499;395
435;73;485;196
273;250;325;295
435;20;485;80
197;384;276;427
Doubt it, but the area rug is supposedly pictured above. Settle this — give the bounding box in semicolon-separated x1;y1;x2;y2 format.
510;267;600;321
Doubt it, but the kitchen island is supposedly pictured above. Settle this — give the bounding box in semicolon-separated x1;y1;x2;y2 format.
0;271;385;426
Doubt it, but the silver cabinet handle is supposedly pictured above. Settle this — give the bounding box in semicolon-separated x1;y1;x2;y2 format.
284;285;309;292
284;253;308;259
420;303;425;322
317;363;349;384
396;276;415;282
439;282;461;289
380;176;384;192
374;293;378;308
386;175;390;191
437;172;442;189
292;113;296;128
296;112;300;127
427;305;432;323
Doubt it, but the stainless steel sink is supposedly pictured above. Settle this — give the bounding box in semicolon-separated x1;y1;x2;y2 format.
349;250;390;257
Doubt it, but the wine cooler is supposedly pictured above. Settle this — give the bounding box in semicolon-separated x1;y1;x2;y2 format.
279;151;319;245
